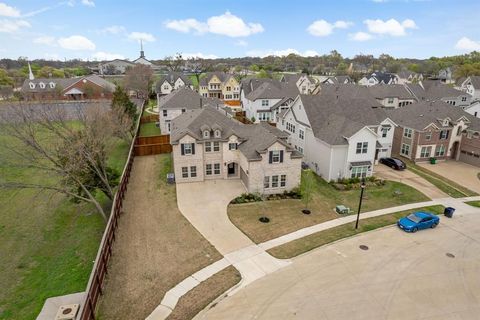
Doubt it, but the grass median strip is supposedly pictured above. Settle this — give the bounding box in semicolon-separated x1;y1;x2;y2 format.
267;205;445;259
466;201;480;208
166;266;241;320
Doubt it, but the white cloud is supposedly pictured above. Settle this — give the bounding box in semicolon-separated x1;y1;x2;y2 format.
34;35;56;45
364;18;417;36
165;11;264;37
455;37;480;52
182;52;219;59
91;51;125;60
246;48;319;58
81;0;95;7
128;31;155;42
0;19;30;33
58;35;96;50
350;32;373;41
100;25;126;34
235;40;248;47
0;2;20;17
307;19;353;37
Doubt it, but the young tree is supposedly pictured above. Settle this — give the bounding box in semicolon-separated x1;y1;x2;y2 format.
124;64;154;99
0;103;121;220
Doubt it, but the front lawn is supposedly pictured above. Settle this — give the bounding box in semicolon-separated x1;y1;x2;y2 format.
466;201;480;208
268;205;445;259
228;170;430;244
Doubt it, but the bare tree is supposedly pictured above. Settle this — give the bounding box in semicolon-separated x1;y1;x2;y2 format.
124;64;154;99
0;103;122;220
165;53;183;72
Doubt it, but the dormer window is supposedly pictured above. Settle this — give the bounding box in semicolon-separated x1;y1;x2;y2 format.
203;130;210;138
443;119;449;126
49;82;55;89
39;82;45;89
29;82;35;89
214;130;221;138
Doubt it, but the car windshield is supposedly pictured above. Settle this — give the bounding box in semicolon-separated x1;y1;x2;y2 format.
407;213;422;223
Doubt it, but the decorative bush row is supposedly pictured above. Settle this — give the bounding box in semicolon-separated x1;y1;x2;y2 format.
330;176;386;190
230;188;302;204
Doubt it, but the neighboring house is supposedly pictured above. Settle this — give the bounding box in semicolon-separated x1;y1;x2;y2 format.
405;80;471;108
278;86;397;181
358;71;398;86
321;76;354;85
460;76;480;100
464;100;480;118
155;72;193;96
158;87;225;134
198;72;241;105
279;73;317;94
396;70;423;84
21;75;115;101
170;107;302;194
433;67;454;84
388;100;471;163
367;84;416;108
240;78;299;123
459;118;480;167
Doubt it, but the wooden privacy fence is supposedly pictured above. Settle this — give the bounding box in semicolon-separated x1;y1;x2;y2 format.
140;114;158;123
77;100;144;320
134;134;172;156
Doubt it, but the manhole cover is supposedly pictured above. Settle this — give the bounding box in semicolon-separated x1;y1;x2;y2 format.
359;245;369;250
63;308;72;315
446;253;455;258
259;216;270;223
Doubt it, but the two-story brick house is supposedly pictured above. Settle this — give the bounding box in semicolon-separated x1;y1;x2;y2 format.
170;107;302;194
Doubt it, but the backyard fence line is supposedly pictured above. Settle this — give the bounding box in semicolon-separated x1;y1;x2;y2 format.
77;99;145;320
140;114;158;123
134;134;172;156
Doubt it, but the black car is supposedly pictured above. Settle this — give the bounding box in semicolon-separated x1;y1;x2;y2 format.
379;157;407;170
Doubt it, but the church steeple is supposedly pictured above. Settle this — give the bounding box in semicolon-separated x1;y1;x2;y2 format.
140;40;145;58
28;62;34;80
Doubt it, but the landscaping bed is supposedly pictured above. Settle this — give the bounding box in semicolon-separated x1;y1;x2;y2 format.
228;170;430;244
267;205;445;259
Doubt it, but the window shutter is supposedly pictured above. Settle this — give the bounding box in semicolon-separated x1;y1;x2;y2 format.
280;150;284;163
181;144;185;155
192;143;195;155
445;130;449;139
269;151;273;164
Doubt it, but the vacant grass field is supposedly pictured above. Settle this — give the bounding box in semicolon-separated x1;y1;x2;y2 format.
466;201;480;208
228;170;430;244
97;154;223;320
166;266;241;320
268;205;445;259
0;129;129;320
139;121;161;136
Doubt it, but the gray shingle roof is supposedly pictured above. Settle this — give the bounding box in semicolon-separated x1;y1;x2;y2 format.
155;72;192;92
158;87;223;110
21;75;115;93
171;107;300;160
406;80;467;100
367;84;415;100
469;76;480;89
241;78;299;101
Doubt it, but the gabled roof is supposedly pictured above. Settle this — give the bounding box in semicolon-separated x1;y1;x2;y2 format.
171;107;301;160
386;100;473;131
406;80;468;100
158;87;223;110
21;75;115;93
155;72;192;91
468;76;480;89
241;78;299;101
367;84;415;100
280;73;315;84
199;72;229;86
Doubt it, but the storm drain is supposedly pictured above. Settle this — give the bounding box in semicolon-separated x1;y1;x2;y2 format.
359;245;369;250
446;253;455;258
259;216;270;223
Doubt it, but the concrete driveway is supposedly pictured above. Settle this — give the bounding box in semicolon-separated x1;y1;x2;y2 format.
195;204;480;320
418;161;480;194
374;164;448;199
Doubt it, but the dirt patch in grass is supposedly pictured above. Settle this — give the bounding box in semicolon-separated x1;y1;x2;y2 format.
97;155;222;320
268;205;445;259
167;266;241;320
228;171;430;244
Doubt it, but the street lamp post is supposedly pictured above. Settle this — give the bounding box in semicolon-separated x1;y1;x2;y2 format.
355;178;366;229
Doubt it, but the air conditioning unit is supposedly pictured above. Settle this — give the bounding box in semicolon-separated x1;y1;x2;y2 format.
55;304;79;320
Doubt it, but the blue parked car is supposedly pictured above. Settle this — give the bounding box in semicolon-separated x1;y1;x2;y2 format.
397;211;439;233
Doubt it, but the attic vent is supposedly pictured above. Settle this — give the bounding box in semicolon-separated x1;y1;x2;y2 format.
419;114;423;117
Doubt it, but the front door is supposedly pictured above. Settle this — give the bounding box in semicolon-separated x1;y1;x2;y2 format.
228;163;235;175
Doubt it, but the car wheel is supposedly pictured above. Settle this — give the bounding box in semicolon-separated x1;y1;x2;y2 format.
431;222;438;228
411;227;418;233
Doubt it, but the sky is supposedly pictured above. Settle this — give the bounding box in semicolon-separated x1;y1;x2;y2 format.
1;0;480;61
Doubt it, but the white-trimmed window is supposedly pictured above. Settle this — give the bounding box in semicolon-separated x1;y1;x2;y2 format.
205;142;212;152
183;143;192;155
271;175;279;188
258;112;271;121
214;163;221;175
204;130;210;138
271;150;280;163
214;130;221;138
299;129;304;140
206;164;212;175
401;143;410;156
39;82;45;89
440;130;449;140
163;110;167;117
435;145;446;157
229;143;237;150
264;176;270;189
351;166;368;178
261;99;269;107
403;128;413;138
49;82;55;88
356;142;368;154
190;166;197;178
286;122;296;133
425;132;432;140
298;146;304;154
387;98;394;104
280;175;286;187
182;167;188;178
420;146;432;158
29;82;35;89
213;141;220;152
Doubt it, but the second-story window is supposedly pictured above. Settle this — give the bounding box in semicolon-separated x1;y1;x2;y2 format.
356;142;368;154
181;143;194;155
229;143;237;150
403;128;413;138
440;130;449;140
261;99;269;107
425;132;432;140
269;150;283;163
299;129;304;140
163;110;167;117
213;142;220;152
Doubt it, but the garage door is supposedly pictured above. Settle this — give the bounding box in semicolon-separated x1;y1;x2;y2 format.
240;167;249;189
459;150;480;167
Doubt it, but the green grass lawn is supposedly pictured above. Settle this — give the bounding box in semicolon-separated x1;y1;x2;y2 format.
0;129;129;319
228;170;431;244
466;201;480;208
268;205;445;259
405;160;477;198
139;122;161;136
